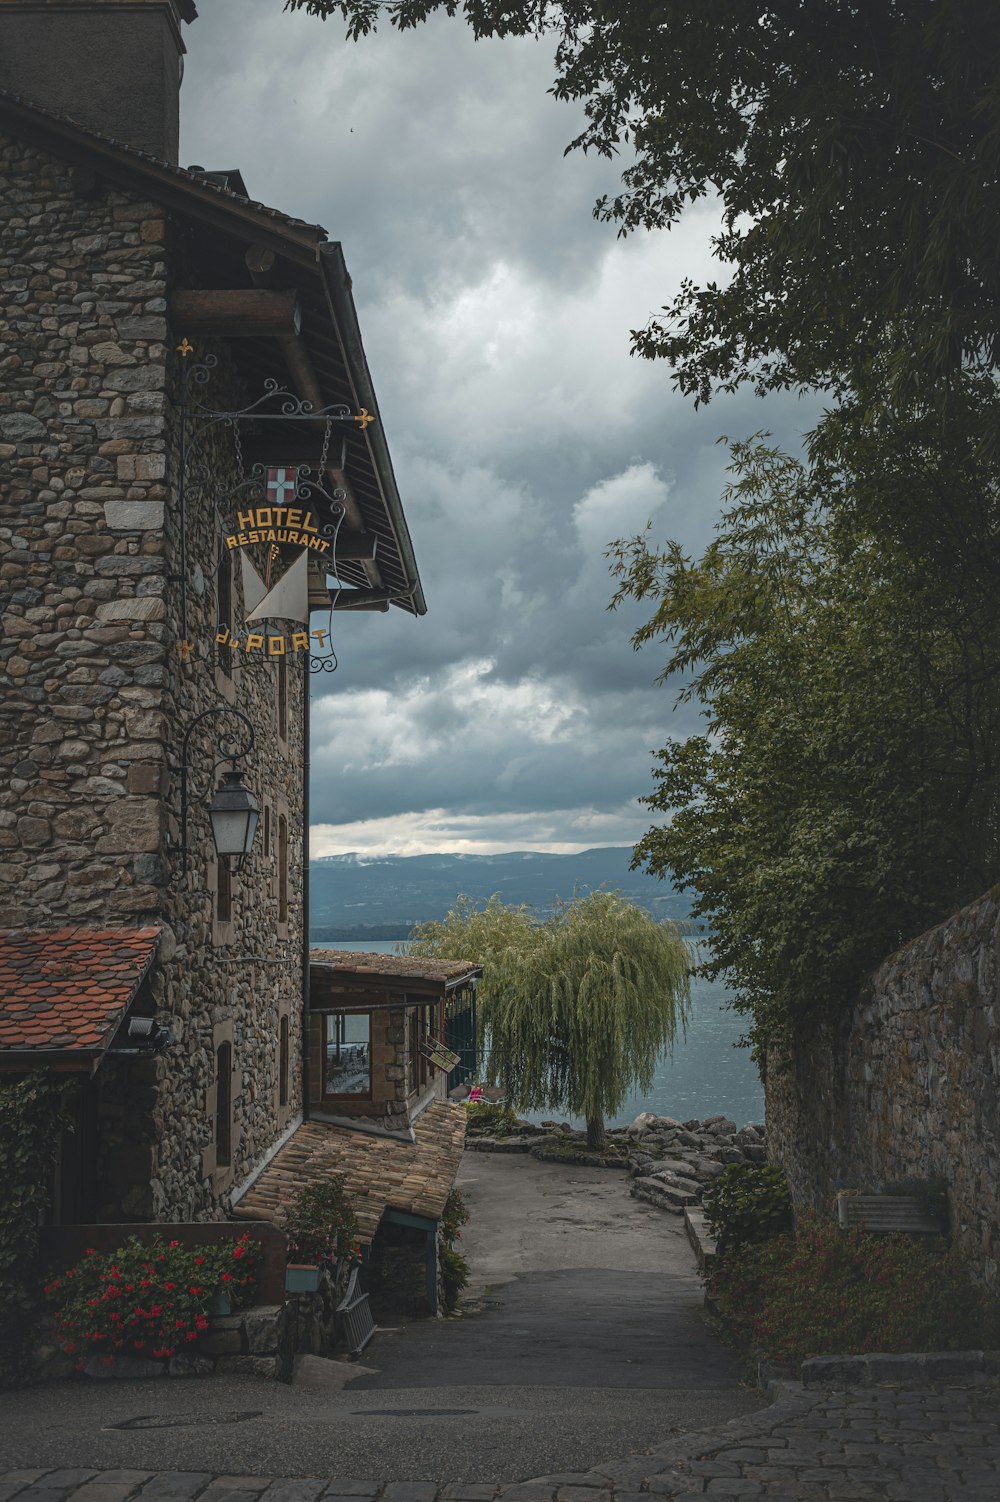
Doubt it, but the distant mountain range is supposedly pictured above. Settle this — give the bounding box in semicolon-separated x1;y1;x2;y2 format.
309;847;692;940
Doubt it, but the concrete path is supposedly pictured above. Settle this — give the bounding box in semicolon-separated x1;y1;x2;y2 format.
4;1152;998;1493
2;1378;1000;1501
0;1153;761;1483
349;1152;753;1396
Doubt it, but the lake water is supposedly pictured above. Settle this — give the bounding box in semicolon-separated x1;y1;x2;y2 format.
317;939;765;1130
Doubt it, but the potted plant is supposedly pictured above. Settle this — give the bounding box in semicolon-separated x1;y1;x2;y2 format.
281;1176;362;1294
200;1232;262;1314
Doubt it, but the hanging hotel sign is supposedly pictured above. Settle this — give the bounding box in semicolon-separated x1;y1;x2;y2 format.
225;468;333;558
174;344;375;674
209;467;339;660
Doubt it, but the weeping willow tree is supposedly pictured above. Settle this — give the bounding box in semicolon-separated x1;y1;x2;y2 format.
409;890;690;1150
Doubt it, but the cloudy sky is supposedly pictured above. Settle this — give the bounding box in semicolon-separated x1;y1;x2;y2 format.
181;2;815;857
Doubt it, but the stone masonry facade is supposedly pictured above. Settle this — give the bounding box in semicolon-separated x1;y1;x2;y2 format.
766;883;1000;1284
0;131;306;1221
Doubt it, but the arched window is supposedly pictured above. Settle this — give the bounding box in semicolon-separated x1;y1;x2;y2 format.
276;653;288;740
215;1042;232;1166
216;856;231;925
216;552;232;678
278;814;288;925
279;1015;289;1107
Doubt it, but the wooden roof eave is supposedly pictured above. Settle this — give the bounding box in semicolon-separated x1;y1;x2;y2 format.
318;244;427;618
0;92;325;268
0;1046;105;1075
0;90;427;618
309;967;481;1009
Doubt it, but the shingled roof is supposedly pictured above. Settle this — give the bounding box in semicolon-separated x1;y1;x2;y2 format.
0;927;160;1068
311;949;481;985
234;1101;467;1243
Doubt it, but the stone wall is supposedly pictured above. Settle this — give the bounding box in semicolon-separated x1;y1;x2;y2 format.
0;131;171;923
766;884;1000;1284
152;339;306;1223
0;133;305;1223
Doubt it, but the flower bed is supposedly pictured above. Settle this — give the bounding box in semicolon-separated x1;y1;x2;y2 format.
708;1211;1000;1369
45;1232;261;1370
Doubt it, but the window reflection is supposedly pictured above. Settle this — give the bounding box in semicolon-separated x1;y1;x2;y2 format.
324;1011;371;1097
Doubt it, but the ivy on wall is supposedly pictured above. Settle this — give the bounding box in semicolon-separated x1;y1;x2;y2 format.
0;1073;70;1387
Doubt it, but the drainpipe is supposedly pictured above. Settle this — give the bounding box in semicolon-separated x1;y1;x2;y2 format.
301;653;311;1119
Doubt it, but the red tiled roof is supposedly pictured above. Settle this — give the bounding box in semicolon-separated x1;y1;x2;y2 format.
0;927;160;1053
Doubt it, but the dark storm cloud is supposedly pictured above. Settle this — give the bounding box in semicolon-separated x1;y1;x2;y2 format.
181;2;818;852
183;5;622;298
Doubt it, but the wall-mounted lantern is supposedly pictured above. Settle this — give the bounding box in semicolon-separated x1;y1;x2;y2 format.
177;707;260;876
207;766;260;868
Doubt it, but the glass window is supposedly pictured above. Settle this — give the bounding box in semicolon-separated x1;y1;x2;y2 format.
408;1003;436;1092
216;1042;232;1166
278;814;288;924
279;1015;289;1107
216;552;233;678
323;1012;371;1098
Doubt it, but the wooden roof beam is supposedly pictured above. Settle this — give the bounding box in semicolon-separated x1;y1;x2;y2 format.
171;288;302;337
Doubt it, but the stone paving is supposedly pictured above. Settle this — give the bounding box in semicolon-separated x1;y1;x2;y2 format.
4;1376;1000;1502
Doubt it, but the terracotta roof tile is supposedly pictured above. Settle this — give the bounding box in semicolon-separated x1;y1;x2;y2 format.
234;1102;467;1244
0;927;160;1053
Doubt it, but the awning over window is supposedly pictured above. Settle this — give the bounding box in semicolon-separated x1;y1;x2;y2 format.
0;926;160;1071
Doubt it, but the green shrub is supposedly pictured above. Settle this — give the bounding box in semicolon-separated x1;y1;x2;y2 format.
708;1211;1000;1367
703;1163;792;1252
465;1101;520;1136
282;1175;362;1266
438;1187;471;1312
441;1187;470;1244
439;1244;470;1311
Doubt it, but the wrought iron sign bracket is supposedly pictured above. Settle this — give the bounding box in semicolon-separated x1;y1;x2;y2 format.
175;341;374;672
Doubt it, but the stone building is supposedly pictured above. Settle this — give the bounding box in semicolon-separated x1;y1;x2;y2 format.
0;0;429;1226
308;951;481;1136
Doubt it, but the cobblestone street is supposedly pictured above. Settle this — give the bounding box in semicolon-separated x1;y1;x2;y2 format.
3;1376;1000;1502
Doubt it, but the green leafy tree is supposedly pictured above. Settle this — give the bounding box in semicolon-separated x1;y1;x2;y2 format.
410;890;690;1148
285;0;1000;419
609;436;1000;1057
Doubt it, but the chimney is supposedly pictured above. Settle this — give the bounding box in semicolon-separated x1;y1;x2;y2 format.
0;0;198;164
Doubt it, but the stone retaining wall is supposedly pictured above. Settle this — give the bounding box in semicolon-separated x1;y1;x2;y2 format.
766;884;1000;1284
35;1303;289;1384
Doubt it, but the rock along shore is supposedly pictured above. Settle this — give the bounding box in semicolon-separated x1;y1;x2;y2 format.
466;1109;767;1215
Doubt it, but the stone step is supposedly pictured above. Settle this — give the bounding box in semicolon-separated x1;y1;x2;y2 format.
683;1205;718;1273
